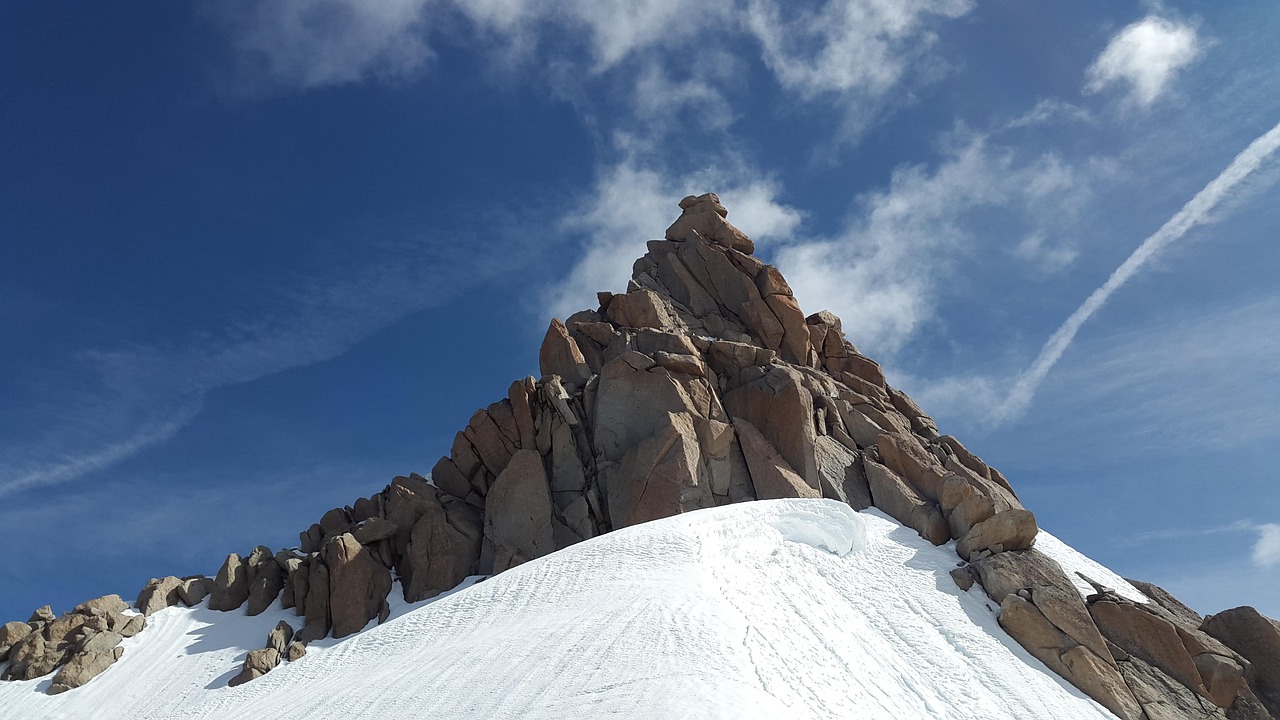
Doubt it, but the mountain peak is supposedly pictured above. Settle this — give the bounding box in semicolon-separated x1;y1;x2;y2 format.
3;197;1278;720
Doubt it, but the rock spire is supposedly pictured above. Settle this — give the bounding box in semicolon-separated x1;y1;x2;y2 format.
4;193;1277;720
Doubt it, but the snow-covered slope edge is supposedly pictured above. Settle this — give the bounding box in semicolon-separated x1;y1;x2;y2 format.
0;500;1119;720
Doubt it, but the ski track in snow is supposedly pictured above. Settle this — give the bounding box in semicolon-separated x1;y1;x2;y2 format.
0;500;1124;719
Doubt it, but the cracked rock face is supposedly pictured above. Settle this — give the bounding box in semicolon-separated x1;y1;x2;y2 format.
6;194;1278;714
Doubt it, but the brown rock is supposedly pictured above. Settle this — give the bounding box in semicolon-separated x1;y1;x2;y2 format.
229;647;282;687
117;614;146;638
286;640;307;661
863;458;948;545
666;197;754;254
508;376;539;450
48;646;124;693
324;534;393;639
876;432;947;502
29;605;55;623
1118;655;1227;720
297;562;330;643
955;509;1038;560
431;455;473;501
178;576;214;607
463;408;517;479
723;365;818;490
1090;598;1210;702
734;417;819;501
267;620;294;654
606;288;679;330
540;318;592;388
762;293;812;366
950;567;974;591
592;351;703;463
1060;646;1147;720
973;550;1115;666
605;412;717;527
246;546;284;616
1203;606;1280;715
1;620;33;660
483;449;556;573
1193;652;1248;708
402;491;482;602
352;517;399;545
136;576;184;616
209;553;250;612
73;595;128;617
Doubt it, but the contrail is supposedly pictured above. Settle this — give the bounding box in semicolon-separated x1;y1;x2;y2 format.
996;120;1280;422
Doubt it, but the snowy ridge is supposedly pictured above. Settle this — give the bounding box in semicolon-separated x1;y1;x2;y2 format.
0;500;1122;720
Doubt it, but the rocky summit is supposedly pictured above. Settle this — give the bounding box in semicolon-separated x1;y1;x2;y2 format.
2;194;1276;720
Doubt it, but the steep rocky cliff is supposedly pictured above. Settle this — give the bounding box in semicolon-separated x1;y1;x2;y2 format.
3;194;1276;719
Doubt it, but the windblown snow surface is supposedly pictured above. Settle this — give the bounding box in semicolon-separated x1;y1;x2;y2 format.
1;500;1137;719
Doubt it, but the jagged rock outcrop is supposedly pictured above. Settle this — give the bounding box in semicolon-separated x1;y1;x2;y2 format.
5;192;1276;716
2;594;142;694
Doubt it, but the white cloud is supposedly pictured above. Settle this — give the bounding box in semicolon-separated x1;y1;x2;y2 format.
1254;524;1280;568
744;0;972;99
221;0;434;90
546;158;800;320
1014;232;1078;273
773;133;1087;355
1084;15;1204;109
1003;99;1094;130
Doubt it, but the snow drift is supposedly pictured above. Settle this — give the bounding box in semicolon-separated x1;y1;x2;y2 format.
0;500;1136;719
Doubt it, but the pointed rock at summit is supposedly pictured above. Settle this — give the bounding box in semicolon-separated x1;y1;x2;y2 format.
666;192;754;254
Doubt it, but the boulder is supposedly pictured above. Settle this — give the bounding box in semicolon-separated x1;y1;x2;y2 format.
1203;606;1280;715
402;492;482;602
73;595;128;617
246;546;285;616
324;534;393;639
29;605;56;623
606;288;679;330
592;351;703;463
209;553;250;612
0;620;33;660
297;561;331;643
228;647;281;687
267;620;294;654
136;576;184;616
876;432;947;502
955;509;1038;560
352;517;399;545
117;614;146;638
286;640;307;661
812;436;871;509
178;576;214;607
1089;597;1211;703
863;458;948;545
483;449;557;572
723;365;818;490
48;646;124;694
734;417;819;501
539;318;592;388
666;193;754;254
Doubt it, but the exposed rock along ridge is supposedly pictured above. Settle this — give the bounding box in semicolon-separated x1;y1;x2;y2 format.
2;193;1276;719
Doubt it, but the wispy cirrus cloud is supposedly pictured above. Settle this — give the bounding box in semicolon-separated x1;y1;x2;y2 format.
1084;15;1205;110
0;234;531;499
773;130;1089;355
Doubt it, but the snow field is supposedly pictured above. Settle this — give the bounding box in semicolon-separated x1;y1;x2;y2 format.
0;499;1122;719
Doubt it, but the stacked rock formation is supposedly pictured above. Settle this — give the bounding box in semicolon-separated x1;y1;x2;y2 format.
3;194;1277;719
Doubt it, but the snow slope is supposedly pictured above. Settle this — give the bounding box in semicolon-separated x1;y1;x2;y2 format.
1;500;1124;720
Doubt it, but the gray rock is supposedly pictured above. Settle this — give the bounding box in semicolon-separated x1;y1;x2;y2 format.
352;517;399;545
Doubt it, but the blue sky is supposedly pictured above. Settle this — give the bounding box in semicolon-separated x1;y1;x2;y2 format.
2;0;1278;622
